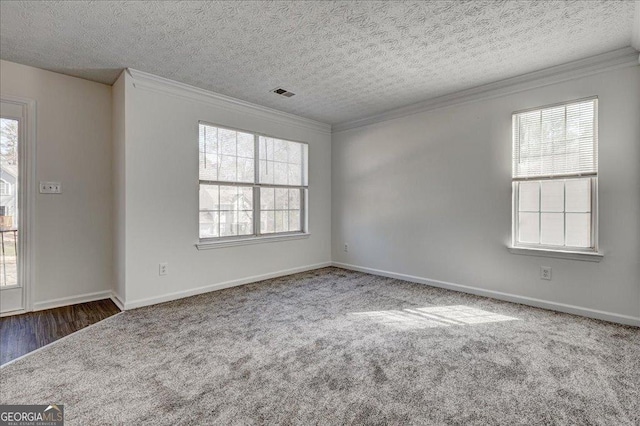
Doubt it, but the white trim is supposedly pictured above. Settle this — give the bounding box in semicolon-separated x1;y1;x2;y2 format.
0;311;125;367
110;292;125;311
0;95;36;313
507;246;603;262
0;308;27;318
124;261;331;310
332;47;639;133
127;68;331;135
196;233;310;250
332;262;639;327
32;290;113;311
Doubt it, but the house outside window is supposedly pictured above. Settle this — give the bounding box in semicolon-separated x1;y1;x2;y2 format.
0;179;11;196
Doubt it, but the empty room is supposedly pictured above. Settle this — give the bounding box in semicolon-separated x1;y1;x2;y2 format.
0;1;639;424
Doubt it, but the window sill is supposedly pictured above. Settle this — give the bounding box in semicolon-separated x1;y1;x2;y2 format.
196;233;310;250
507;246;603;262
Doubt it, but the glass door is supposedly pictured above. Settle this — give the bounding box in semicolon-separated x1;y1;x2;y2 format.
0;101;23;314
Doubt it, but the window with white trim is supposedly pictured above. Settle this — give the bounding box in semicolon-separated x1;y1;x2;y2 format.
512;98;598;252
0;179;11;196
198;123;308;241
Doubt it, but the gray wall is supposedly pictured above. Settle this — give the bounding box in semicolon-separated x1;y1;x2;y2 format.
117;71;332;308
0;60;113;308
332;66;640;321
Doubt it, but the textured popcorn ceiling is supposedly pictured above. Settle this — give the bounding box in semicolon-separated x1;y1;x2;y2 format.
0;1;636;124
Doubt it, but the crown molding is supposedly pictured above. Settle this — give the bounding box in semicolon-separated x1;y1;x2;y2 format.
333;47;640;133
126;68;331;135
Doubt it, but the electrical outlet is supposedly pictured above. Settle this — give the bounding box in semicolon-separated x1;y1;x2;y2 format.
540;266;552;281
159;262;168;276
344;243;348;253
39;182;62;194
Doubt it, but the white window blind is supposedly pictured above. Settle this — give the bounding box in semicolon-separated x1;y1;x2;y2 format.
513;98;597;179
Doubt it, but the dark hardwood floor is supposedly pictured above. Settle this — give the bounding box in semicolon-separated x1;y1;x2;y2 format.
0;299;120;365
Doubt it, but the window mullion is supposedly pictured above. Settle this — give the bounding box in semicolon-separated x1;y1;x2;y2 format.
563;179;567;247
254;134;260;236
301;188;305;232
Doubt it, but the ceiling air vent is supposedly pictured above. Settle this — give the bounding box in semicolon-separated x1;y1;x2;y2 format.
271;87;295;97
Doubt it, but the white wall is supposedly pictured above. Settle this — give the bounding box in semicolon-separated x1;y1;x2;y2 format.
117;72;332;308
111;72;126;304
0;60;113;308
332;65;640;323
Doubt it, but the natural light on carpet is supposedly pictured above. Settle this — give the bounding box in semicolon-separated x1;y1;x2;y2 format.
352;305;519;329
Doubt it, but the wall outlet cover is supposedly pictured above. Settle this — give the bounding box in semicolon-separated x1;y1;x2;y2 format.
540;266;552;281
39;182;62;194
159;262;168;276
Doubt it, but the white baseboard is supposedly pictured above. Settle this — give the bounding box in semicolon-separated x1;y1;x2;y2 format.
110;292;125;311
124;262;332;310
332;262;640;327
32;290;114;312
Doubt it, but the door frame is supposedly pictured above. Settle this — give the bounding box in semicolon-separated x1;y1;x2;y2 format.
0;95;36;316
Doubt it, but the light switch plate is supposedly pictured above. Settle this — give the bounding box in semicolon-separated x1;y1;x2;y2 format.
39;182;62;194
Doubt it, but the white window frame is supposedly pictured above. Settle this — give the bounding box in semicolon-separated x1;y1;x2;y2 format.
509;97;603;262
0;179;11;196
196;122;309;250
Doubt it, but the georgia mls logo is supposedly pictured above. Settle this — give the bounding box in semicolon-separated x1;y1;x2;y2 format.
0;404;64;426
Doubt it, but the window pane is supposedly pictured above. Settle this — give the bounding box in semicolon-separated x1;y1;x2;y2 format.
238;210;253;236
259;137;274;160
261;210;275;234
199;212;219;239
259;160;274;184
565;178;591;212
199;184;253;238
540;213;564;246
289;189;300;210
219;128;237;155
237;133;254;158
288;163;302;186
289;210;301;232
540;181;564;212
199;124;254;183
274;139;288;162
273;162;288;185
258;136;307;186
237;157;255;183
199;184;219;211
275;211;288;233
260;187;302;235
302;144;309;186
219;155;236;182
239;187;253;211
220;186;237;210
288;142;301;164
261;187;275;210
220;210;237;237
275;188;288;210
566;213;591;247
519;182;539;212
518;212;539;244
199;124;218;181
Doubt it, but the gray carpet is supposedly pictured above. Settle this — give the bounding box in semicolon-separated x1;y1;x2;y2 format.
1;268;638;425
